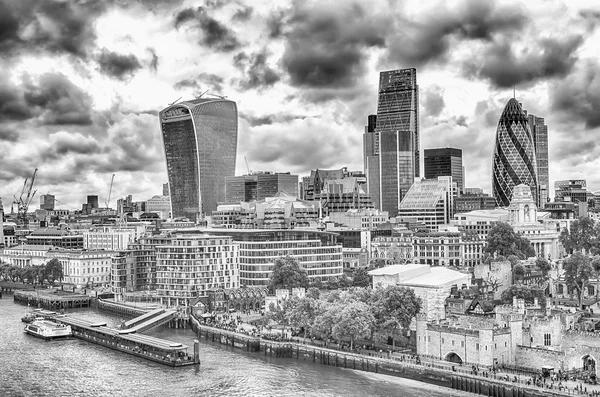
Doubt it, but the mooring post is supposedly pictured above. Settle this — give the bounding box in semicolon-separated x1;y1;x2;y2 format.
194;340;200;365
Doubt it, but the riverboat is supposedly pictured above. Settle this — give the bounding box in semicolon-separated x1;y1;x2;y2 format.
21;308;59;323
24;319;72;340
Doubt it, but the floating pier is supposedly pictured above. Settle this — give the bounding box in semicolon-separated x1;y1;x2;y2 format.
14;289;90;310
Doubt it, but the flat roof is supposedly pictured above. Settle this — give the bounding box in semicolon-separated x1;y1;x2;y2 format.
399;267;469;287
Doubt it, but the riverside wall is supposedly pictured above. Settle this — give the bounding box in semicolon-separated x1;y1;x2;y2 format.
188;315;573;397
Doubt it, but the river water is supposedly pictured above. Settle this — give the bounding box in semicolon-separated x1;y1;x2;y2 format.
0;296;468;397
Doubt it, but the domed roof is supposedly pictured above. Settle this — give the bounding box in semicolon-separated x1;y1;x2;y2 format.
499;98;528;124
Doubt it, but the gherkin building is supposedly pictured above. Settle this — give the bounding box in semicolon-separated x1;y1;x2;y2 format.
492;98;538;207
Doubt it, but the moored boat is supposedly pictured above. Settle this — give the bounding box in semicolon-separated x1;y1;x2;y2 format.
24;320;72;340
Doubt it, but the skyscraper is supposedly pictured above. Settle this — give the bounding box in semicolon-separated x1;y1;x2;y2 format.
373;68;419;217
159;98;238;220
528;114;549;207
363;114;379;209
424;147;464;194
492;98;538;207
40;194;55;211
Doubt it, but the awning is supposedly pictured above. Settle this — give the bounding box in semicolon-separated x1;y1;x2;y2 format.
541;365;554;370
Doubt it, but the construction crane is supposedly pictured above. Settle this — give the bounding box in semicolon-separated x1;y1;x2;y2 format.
244;156;252;175
105;174;115;209
12;168;38;225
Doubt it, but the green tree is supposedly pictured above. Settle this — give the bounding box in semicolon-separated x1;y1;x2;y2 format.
374;285;422;348
287;296;321;341
486;222;535;259
501;284;545;306
559;217;598;255
45;258;64;284
313;302;340;340
352;267;372;288
368;258;387;269
325;277;340;290
513;264;526;284
268;256;309;293
535;257;552;279
331;301;374;350
563;252;594;309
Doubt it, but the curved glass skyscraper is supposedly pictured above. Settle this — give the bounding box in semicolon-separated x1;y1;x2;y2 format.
492;98;538;207
159;98;238;221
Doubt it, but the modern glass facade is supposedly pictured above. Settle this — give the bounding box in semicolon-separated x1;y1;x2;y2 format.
159;98;238;221
424;147;464;194
398;176;455;231
374;68;419;217
528;114;549;207
492;98;538;207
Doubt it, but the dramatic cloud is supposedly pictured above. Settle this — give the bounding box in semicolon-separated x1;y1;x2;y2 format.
422;86;445;118
174;6;241;52
234;50;280;90
0;76;32;122
147;47;159;73
463;35;584;88
232;6;253;22
385;1;528;67
0;0;108;58
281;2;387;89
550;61;600;129
0;126;18;142
240;112;309;127
97;48;142;81
173;73;225;94
22;73;93;125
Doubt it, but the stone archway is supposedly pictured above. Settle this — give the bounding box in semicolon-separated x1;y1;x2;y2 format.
445;352;463;365
583;355;596;373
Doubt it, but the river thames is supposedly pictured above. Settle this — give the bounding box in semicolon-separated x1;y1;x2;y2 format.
0;296;471;397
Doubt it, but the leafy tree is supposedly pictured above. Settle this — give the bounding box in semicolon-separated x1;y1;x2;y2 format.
287;296;321;341
486;222;535;259
501;284;545;306
535;257;552;278
374;285;422;348
592;256;600;300
338;275;353;289
325;277;340;290
332;302;374;350
45;258;64;284
313;302;340;340
307;277;323;290
368;258;387;269
563;252;594;309
268;256;309;293
513;264;526;283
305;287;321;300
560;217;598;255
352;267;372;288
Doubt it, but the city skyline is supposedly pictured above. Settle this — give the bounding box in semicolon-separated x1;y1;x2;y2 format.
0;0;599;210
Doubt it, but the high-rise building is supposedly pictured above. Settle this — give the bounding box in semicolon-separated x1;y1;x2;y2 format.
363;114;380;209
40;194;55;211
374;68;419;217
398;176;456;231
554;180;588;203
424;147;464;194
225;172;298;203
492;98;538;207
162;183;169;197
159;98;238;221
0;198;4;248
528;114;549;207
87;195;99;209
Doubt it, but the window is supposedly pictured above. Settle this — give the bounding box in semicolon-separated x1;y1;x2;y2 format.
476;343;479;351
461;341;465;347
544;333;551;346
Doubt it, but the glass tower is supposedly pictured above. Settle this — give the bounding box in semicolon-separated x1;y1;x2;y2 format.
528;114;549;207
424;147;464;194
492;98;538;207
375;68;419;217
159;98;238;221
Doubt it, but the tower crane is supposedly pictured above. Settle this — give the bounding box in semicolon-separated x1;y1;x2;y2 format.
244;156;252;175
12;168;38;225
105;174;115;209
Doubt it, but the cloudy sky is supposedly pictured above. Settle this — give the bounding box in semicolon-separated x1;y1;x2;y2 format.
0;0;599;211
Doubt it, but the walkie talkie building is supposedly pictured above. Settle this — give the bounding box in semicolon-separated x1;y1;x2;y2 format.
159;98;238;221
492;98;538;207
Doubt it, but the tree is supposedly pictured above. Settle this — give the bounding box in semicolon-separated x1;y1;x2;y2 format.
563;252;595;309
287;296;321;341
486;222;535;259
45;258;64;284
501;284;545;306
324;277;340;290
373;285;422;348
560;217;598;255
535;257;552;279
331;301;374;350
268;256;309;293
368;258;387;270
352;267;372;288
513;264;526;284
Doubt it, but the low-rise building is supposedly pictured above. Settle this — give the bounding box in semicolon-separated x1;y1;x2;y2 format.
25;227;83;249
83;227;137;251
0;245;52;267
398;176;456;232
46;249;114;287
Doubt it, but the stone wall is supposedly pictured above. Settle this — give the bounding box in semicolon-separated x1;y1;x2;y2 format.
515;345;566;371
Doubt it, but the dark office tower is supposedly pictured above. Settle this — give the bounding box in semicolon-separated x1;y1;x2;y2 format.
87;195;99;209
225;172;299;203
363;114;380;209
162;183;169;197
159;98;238;221
528;114;549;207
424;148;464;194
492;98;538;207
40;194;55;211
376;68;419;217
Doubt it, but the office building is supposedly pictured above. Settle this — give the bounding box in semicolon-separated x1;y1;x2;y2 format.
424;148;464;194
40;194;55;211
159;97;238;221
46;249;115;287
492;98;538;207
83;227;136;251
25;227;83;249
363;114;380;209
554;180;588;203
145;195;171;219
528;114;549;207
155;234;239;307
398;176;456;231
455;191;497;213
0;198;3;248
225;172;298;203
374;68;420;217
